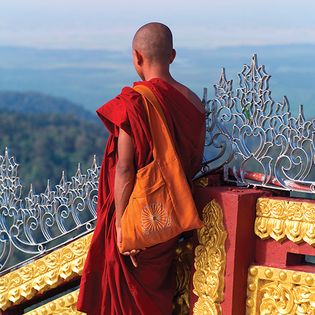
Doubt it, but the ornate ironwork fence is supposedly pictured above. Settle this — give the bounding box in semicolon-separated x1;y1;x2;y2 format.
0;54;314;275
0;148;99;275
200;54;315;194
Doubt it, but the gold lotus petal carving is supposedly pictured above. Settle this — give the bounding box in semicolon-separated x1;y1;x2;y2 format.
194;296;220;315
0;232;93;311
193;200;227;315
255;198;315;246
24;289;84;315
246;265;315;314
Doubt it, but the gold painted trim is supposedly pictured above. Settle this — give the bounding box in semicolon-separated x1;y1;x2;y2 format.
193;200;227;315
246;265;315;314
194;177;209;187
24;288;83;315
255;197;315;245
0;232;93;311
173;240;193;315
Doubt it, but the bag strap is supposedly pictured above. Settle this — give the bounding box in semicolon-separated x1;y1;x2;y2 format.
133;84;177;161
133;85;168;128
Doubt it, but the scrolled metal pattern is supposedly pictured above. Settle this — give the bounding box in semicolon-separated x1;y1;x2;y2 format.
200;54;315;194
0;148;99;275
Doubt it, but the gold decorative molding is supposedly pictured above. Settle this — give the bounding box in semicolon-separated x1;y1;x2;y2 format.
0;232;93;311
246;265;315;314
24;288;83;315
194;176;209;187
173;240;194;315
255;197;315;245
193;200;227;315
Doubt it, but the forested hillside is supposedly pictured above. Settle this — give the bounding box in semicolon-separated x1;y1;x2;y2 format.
0;91;96;120
0;95;108;194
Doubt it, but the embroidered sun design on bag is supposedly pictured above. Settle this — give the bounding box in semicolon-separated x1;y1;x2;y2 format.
141;203;171;234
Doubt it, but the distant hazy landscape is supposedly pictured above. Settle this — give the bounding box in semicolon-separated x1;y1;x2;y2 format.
1;44;315;118
1;44;314;192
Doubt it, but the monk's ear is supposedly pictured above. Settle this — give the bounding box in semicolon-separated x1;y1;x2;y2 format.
169;49;176;64
134;49;143;66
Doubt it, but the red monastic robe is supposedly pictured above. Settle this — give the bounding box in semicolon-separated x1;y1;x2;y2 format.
76;78;205;315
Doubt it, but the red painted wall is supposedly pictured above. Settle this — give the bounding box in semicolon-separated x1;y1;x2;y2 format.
190;183;270;314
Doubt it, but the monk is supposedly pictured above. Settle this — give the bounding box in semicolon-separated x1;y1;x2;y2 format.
76;22;206;315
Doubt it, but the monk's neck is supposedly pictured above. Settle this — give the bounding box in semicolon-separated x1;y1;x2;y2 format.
142;66;175;84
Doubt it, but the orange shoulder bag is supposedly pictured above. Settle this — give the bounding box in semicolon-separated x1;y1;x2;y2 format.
119;84;203;253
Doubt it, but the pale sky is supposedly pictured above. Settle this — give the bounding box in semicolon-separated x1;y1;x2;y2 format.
1;0;315;50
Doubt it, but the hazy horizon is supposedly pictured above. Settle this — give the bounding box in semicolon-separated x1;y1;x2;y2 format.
1;43;315;120
1;1;314;118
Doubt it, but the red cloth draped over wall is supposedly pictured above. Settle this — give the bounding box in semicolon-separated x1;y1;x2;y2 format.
77;79;205;315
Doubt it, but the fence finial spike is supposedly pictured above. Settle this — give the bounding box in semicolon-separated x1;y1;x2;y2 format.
297;104;305;125
92;155;97;170
45;179;51;194
28;183;34;198
219;67;226;84
75;162;82;178
252;53;258;65
59;170;66;187
4;147;9;162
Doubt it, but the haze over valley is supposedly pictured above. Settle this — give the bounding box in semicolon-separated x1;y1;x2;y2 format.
1;44;314;118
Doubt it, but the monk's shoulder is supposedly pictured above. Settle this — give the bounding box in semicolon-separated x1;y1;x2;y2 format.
119;86;144;112
98;86;141;112
120;86;137;98
172;82;205;113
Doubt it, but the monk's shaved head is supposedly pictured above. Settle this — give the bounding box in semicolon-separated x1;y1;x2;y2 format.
132;22;173;64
